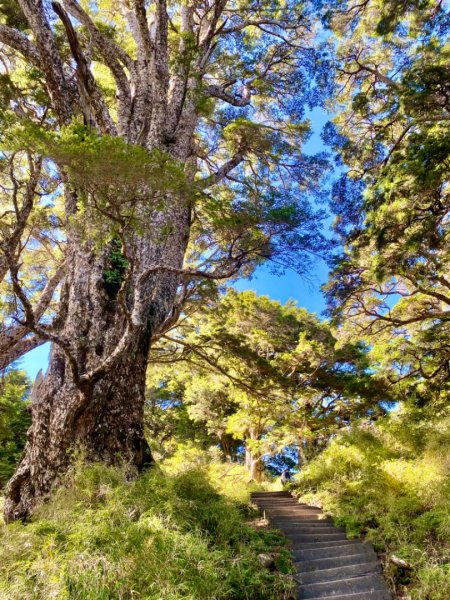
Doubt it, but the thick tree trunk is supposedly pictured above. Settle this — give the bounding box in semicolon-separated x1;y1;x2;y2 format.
244;431;264;482
248;454;264;482
4;342;151;523
4;197;191;523
220;432;236;460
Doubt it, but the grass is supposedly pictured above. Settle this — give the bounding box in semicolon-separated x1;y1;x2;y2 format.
0;457;294;600
294;409;450;599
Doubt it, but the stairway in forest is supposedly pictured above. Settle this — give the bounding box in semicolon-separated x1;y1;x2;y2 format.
251;491;392;600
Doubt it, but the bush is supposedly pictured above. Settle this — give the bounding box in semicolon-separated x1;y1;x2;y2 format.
294;409;450;599
0;370;31;488
0;459;294;599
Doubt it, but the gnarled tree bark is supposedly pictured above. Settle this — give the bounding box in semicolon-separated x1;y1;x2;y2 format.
4;193;192;521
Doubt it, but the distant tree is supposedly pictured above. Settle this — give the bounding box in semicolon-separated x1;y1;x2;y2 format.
144;376;213;459
0;0;331;521
149;290;389;479
0;369;31;487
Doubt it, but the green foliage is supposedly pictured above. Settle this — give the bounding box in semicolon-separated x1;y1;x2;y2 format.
0;0;28;30
5;121;187;194
0;460;294;599
295;409;450;599
148;289;389;475
103;238;129;298
325;0;450;402
0;370;31;488
2;120;191;247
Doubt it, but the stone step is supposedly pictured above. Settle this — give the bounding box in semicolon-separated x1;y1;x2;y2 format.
270;516;332;524
251;491;291;497
275;526;345;535
254;500;319;506
253;499;308;505
294;542;376;562
296;553;383;573
255;502;323;514
293;540;365;550
261;509;323;516
299;590;391;600
254;501;320;507
290;532;348;543
254;503;299;508
253;498;299;502
295;561;380;585
298;573;389;599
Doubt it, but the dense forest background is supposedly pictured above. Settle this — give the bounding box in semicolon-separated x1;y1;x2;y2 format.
1;0;449;598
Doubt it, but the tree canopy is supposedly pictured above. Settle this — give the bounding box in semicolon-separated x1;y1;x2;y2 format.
324;0;450;407
147;289;390;476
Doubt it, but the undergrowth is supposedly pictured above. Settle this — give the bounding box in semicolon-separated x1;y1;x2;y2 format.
0;457;294;599
295;408;450;600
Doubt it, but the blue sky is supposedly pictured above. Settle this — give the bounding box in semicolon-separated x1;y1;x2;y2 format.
20;108;333;381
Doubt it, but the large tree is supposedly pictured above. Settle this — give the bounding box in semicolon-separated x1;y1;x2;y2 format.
0;0;329;521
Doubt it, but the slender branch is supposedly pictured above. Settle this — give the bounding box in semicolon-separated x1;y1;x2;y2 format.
205;83;251;106
7;257;81;386
0;155;42;283
200;151;245;188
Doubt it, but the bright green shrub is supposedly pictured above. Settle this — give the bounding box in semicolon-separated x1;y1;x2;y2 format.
0;461;293;599
0;370;31;488
295;410;450;599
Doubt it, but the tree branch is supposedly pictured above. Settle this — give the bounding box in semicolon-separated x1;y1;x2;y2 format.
0;154;42;283
52;2;116;135
0;335;46;372
200;151;245;188
62;0;133;134
0;23;40;65
205;83;251;106
17;0;74;123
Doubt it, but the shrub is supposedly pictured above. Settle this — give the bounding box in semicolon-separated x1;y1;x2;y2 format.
295;409;450;599
0;370;31;488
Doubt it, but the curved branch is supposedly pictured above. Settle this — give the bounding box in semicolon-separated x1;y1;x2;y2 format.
0;24;40;65
52;2;116;134
0;262;66;370
205;83;251;106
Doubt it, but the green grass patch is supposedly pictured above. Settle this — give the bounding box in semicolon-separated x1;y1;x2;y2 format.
0;460;294;599
294;410;450;599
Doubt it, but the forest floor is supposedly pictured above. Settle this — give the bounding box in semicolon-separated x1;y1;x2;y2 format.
0;459;295;599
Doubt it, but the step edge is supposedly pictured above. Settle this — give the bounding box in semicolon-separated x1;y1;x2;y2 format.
294;542;372;551
295;561;380;578
295;552;380;567
298;593;392;600
294;552;376;558
299;573;388;590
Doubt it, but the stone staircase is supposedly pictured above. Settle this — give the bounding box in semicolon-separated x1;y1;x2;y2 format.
251;491;392;600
